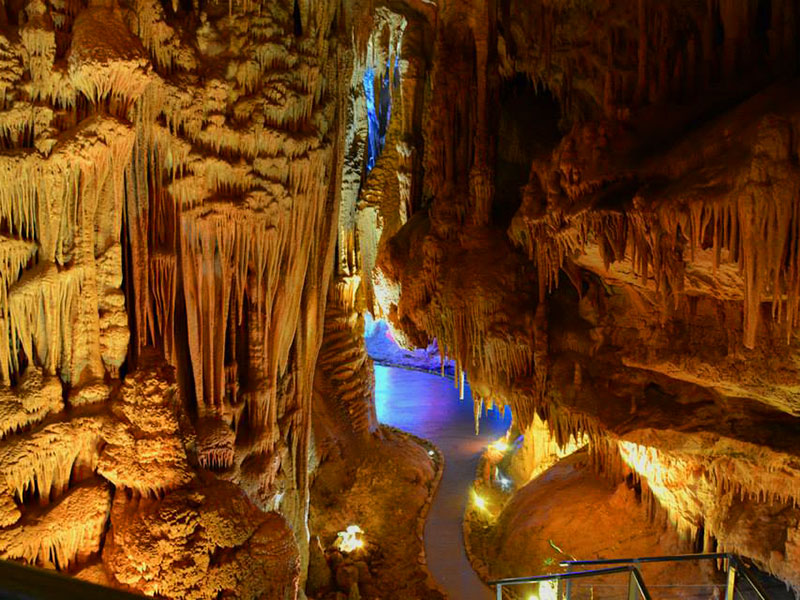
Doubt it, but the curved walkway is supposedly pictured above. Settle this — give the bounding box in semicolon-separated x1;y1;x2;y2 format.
375;365;512;600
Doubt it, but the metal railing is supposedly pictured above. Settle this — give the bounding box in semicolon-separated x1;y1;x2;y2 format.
0;558;146;599
489;552;773;600
489;564;653;600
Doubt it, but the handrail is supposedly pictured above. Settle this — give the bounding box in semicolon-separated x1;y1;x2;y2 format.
560;552;773;599
736;561;772;600
490;552;775;600
490;564;654;600
489;565;634;586
0;558;146;599
629;567;655;600
559;552;728;567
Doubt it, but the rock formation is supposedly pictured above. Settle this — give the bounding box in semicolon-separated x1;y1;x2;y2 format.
0;0;366;596
0;0;799;597
372;0;800;592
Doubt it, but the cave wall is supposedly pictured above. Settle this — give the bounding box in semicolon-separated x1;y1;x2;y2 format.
1;0;800;595
0;0;375;596
373;0;800;589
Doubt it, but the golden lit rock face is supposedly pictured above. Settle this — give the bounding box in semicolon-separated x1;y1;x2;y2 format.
0;0;363;596
479;452;718;592
0;0;798;596
370;0;800;591
104;480;300;599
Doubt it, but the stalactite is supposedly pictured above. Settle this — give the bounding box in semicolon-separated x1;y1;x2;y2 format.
125;0;198;73
0;481;111;569
0;367;62;440
196;417;236;471
592;431;800;571
6;264;84;382
0;111;134;386
149;252;177;364
180;197;298;412
512;162;800;349
0;237;37;382
181;211;239;410
68;7;151;110
0;417;104;504
530;301;548;425
20;4;59;105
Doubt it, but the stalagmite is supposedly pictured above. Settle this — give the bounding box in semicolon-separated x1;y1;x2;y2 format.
104;481;300;599
97;355;190;495
314;276;379;444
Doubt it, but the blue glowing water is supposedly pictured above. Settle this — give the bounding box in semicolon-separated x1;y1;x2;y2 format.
374;364;512;600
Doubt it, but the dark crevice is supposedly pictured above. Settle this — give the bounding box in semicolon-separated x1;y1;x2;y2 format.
120;174;135;378
493;75;562;228
293;0;303;37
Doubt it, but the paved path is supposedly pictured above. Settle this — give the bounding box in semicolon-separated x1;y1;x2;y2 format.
375;365;512;600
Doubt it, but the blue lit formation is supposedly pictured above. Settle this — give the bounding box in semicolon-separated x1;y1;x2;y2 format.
363;58;399;172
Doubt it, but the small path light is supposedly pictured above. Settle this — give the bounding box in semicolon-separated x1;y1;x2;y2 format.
335;525;365;553
472;489;488;512
494;467;513;491
489;439;509;453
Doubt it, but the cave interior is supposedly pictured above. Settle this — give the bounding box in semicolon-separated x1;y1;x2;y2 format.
0;0;798;598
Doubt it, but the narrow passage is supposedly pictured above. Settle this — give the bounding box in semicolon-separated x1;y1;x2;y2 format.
375;365;512;600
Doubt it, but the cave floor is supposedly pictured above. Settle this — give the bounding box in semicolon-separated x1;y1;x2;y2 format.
375;365;512;600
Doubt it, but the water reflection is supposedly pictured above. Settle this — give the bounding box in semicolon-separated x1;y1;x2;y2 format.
375;365;511;442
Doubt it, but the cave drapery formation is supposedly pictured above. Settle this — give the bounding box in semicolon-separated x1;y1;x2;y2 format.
0;0;799;598
0;0;369;596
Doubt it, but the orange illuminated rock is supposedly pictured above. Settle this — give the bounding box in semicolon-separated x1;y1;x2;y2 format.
0;481;111;569
97;356;191;495
0;0;799;596
103;478;299;599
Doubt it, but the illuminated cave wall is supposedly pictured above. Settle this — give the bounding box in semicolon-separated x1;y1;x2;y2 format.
0;0;380;597
1;0;800;597
371;0;800;590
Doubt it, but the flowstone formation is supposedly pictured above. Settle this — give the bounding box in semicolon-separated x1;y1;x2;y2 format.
368;0;800;592
0;0;378;596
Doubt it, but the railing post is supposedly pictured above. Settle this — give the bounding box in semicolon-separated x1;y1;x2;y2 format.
628;568;639;600
725;561;737;600
496;583;502;600
564;564;572;600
